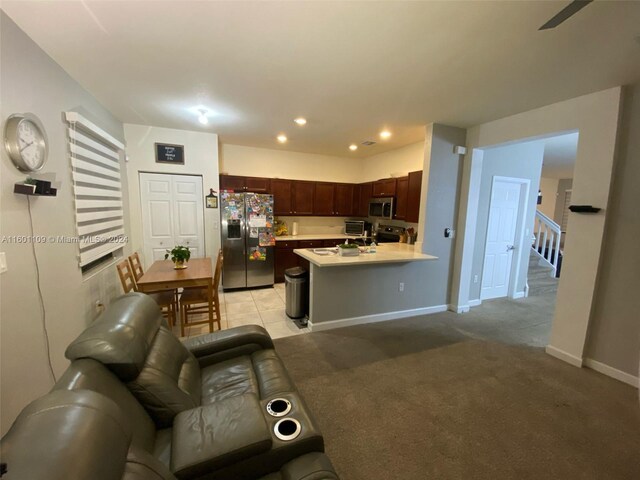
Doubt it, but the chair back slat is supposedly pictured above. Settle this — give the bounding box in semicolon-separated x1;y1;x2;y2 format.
116;260;137;293
128;252;144;283
213;249;223;291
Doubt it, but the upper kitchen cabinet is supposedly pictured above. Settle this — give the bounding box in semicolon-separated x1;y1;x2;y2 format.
394;176;409;220
244;176;271;193
406;170;423;223
334;183;354;216
219;174;246;191
292;181;315;215
357;182;373;217
272;179;293;215
220;174;271;193
372;178;397;197
314;182;335;216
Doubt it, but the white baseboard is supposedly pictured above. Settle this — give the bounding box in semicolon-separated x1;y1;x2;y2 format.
308;305;448;332
468;299;482;307
448;304;470;313
512;291;525;299
545;345;584;367
584;358;639;388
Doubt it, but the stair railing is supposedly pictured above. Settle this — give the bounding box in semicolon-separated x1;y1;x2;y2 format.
532;210;562;277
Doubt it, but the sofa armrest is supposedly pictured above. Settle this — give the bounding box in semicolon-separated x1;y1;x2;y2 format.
171;394;272;479
277;453;340;480
181;325;274;367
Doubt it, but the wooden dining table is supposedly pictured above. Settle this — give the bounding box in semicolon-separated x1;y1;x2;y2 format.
136;257;214;331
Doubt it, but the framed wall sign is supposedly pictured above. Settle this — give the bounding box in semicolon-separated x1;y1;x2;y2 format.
206;188;218;208
155;143;184;164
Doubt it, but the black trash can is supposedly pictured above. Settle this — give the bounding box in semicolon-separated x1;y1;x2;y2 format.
284;267;308;322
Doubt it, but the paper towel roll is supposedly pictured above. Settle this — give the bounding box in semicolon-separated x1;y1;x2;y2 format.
292;221;298;236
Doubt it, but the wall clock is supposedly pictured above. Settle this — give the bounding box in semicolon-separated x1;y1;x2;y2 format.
4;113;49;172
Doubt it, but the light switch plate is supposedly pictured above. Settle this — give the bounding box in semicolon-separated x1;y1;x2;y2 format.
0;252;7;274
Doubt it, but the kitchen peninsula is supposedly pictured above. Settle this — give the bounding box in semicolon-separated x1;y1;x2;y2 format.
294;244;438;331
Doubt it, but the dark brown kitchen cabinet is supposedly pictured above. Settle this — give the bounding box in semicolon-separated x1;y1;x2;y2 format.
272;179;293;215
406;170;423;223
314;183;335;216
358;182;373;217
292;181;315;215
299;240;323;248
219;175;246;191
275;240;299;283
323;239;343;247
220;174;271;193
334;184;354;216
372;178;397;197
394;176;409;220
244;177;271;193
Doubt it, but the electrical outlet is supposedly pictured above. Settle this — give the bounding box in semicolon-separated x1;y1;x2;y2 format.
473;275;478;283
399;282;405;292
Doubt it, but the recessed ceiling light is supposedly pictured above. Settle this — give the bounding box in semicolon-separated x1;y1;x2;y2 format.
294;117;307;126
349;144;358;151
380;130;392;139
198;110;209;125
277;134;288;143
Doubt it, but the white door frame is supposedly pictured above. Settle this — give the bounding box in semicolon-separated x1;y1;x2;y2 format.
481;175;530;300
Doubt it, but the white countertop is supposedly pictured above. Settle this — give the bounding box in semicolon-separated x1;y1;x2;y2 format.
294;243;438;267
275;234;360;241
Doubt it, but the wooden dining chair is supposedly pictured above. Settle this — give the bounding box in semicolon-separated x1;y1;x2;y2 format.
116;258;176;327
178;250;223;337
128;252;179;319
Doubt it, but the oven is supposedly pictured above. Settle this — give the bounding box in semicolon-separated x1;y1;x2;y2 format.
375;224;405;243
368;197;394;219
345;220;365;236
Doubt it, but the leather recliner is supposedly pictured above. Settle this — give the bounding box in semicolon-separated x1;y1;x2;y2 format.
0;293;339;480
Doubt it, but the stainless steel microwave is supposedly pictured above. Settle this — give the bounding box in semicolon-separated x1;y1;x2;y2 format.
369;197;394;219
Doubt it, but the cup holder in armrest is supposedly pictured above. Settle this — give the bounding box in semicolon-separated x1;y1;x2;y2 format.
273;418;301;441
266;398;292;417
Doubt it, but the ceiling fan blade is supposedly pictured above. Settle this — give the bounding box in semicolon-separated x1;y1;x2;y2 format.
539;0;593;30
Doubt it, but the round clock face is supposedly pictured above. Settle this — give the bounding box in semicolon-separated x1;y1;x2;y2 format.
4;114;48;172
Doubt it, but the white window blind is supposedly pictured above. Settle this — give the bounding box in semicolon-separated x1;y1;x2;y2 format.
65;112;126;267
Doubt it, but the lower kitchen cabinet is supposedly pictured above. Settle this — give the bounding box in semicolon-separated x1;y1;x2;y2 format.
275;242;299;283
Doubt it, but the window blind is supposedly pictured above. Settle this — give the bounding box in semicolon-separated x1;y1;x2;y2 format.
64;112;126;267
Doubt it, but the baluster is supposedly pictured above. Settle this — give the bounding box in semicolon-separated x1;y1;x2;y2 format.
542;226;549;262
535;220;542;252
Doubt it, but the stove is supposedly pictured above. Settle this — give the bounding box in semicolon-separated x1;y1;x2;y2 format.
375;224;405;243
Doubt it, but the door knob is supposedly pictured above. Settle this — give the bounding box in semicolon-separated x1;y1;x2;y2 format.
506;245;515;251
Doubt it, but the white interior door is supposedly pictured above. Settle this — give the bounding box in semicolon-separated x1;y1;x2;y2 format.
140;173;205;265
481;179;522;300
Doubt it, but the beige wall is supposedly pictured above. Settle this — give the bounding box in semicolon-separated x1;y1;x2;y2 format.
452;87;623;370
220;141;425;185
538;177;559;220
220;144;361;183
124;124;220;268
360;141;425;182
0;13;130;435
586;83;640;381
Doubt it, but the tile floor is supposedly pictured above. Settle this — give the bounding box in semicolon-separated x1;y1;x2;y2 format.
174;283;310;339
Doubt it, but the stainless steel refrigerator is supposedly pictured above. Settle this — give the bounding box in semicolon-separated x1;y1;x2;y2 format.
220;192;275;289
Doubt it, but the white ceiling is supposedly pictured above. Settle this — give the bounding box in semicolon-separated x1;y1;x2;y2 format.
542;132;578;179
3;1;640;158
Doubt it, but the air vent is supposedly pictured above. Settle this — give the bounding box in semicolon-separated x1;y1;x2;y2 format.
361;140;376;146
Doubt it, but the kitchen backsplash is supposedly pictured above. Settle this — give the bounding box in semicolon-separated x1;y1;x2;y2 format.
276;215;419;237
